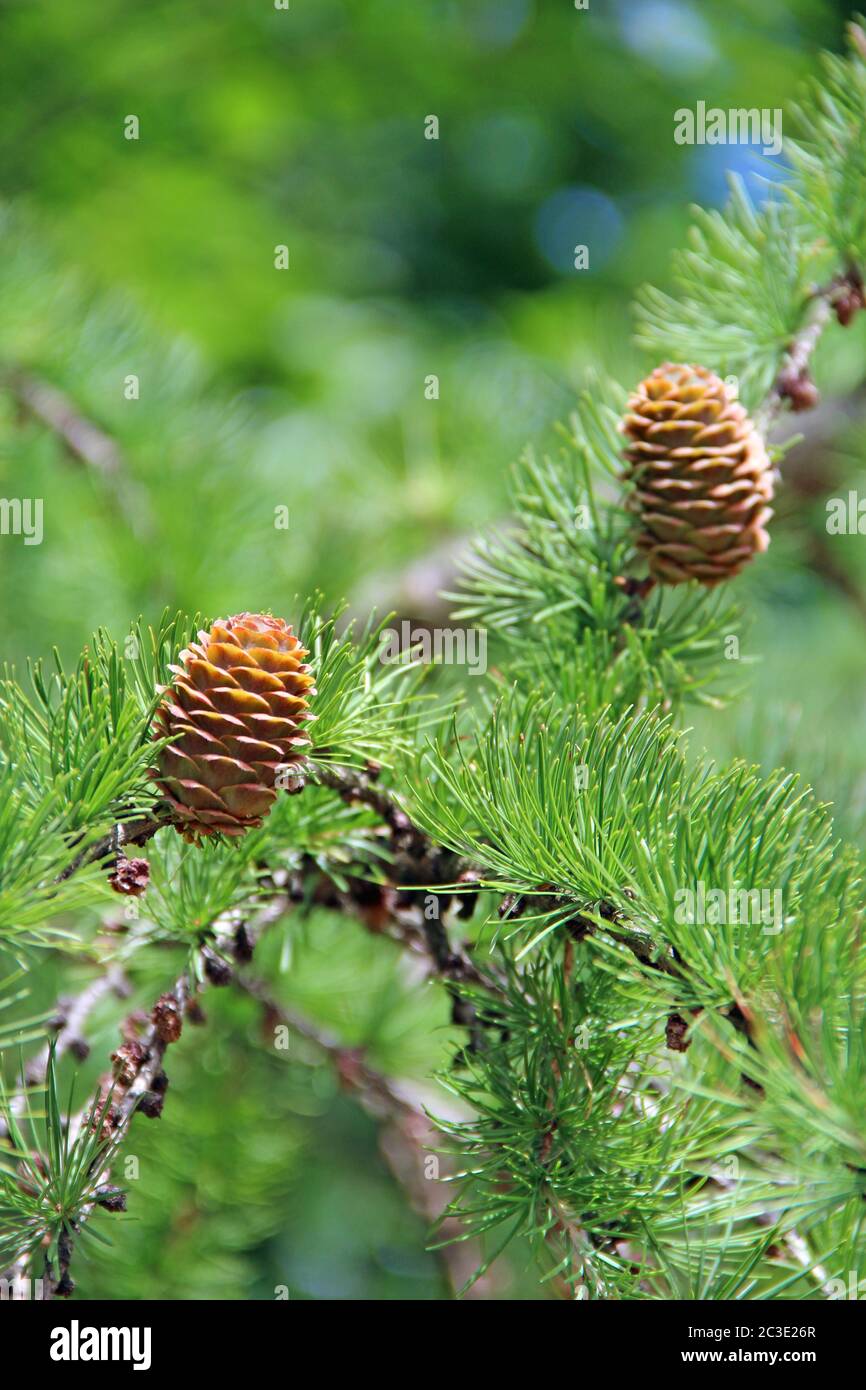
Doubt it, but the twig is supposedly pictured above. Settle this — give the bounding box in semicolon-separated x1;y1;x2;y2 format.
55;814;164;883
759;269;863;432
5;890;361;1294
11;931;221;1297
0;967;131;1142
502;891;683;981
313;762;423;842
3;966;191;1301
311;763;501;1004
7;886;492;1301
27;967;131;1084
235;975;496;1297
3;369;156;539
50;771;501;1023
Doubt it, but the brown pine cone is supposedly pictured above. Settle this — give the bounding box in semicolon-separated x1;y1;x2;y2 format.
153;613;315;841
621;363;774;586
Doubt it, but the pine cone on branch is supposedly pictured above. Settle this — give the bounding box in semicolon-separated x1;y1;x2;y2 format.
621;363;774;586
152;612;315;841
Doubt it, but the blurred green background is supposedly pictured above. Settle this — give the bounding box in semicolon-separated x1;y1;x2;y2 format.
2;0;865;1298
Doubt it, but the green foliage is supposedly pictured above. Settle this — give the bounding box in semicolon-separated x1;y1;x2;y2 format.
0;766;109;953
1;643;158;833
787;21;866;268
451;393;744;714
141;833;257;952
0;1047;119;1267
408;686;866;1292
636;182;818;409
0;612;201;951
302;599;440;770
435;947;798;1300
636;27;866;411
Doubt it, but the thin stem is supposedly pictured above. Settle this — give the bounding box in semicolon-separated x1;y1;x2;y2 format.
55;814;165;883
235;974;496;1297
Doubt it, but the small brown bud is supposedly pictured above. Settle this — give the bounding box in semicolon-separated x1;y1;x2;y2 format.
203;950;233;986
109;856;150;896
152;993;183;1044
110;1040;147;1088
778;367;819;412
137;1090;165;1119
665;1013;691;1053
48;998;73;1032
232;922;255;964
613;574;657;600
84;1096;122;1145
150;1069;169;1095
186;997;207;1026
96;1185;127;1212
67;1036;91;1062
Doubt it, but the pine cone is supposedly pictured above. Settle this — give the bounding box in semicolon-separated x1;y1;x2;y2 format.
621;363;774;586
153;613;315;841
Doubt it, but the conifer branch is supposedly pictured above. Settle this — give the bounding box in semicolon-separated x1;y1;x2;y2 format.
9;909;286;1295
311;762;495;994
54;815;165;883
5;878;495;1299
7;17;866;1302
760;269;864;428
314;761;422;842
0;968;130;1143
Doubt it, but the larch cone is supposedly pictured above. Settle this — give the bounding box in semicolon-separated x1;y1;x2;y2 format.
152;612;315;841
621;363;774;586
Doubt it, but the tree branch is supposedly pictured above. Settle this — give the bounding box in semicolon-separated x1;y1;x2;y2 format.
759;269;864;431
235;975;497;1298
3;369;156;539
54;814;165;883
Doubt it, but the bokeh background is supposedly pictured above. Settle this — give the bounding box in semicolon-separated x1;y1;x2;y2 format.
1;0;865;1298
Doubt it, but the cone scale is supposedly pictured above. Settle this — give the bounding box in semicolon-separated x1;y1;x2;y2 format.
152;612;315;841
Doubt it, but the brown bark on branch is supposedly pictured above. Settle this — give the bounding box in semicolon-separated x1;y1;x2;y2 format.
760;268;864;431
55;814;165;883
